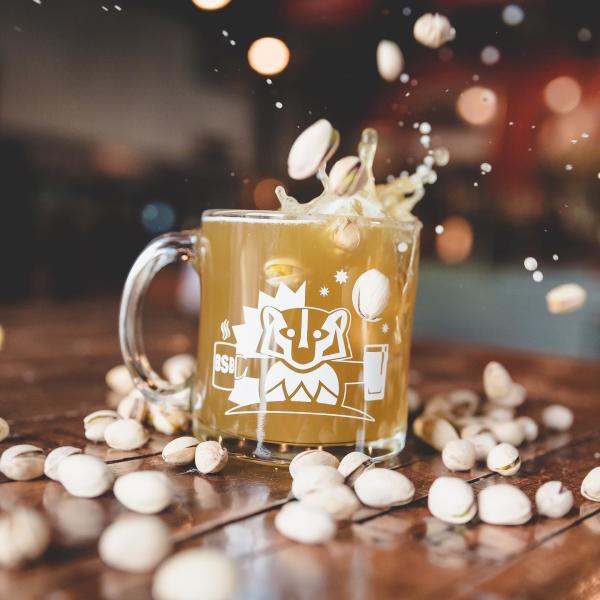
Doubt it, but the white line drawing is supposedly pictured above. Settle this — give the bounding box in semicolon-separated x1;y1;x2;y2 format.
334;269;349;284
319;286;329;297
381;323;389;333
220;319;231;340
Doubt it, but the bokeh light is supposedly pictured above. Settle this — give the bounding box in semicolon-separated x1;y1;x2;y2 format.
543;76;582;114
502;5;525;26
253;178;284;209
191;0;232;10
435;217;474;264
456;86;498;125
480;46;500;66
141;202;176;234
247;37;290;76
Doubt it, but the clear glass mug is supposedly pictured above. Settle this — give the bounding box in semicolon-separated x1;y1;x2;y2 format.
120;209;421;463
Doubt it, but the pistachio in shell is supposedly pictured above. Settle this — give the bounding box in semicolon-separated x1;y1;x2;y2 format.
328;156;368;196
287;119;339;180
413;415;459;452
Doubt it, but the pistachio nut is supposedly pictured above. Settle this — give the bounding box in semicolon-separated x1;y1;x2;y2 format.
413;12;456;49
274;501;337;544
442;439;476;471
351;269;390;322
287;119;340;180
99;514;172;573
542;404;574;432
153;548;238;600
290;449;340;479
481;403;514;423
147;402;190;435
162;436;201;465
423;395;452;419
407;388;422;413
84;410;119;443
546;283;587;314
329;156;368;196
44;446;82;481
117;390;148;422
581;467;600;502
57;453;114;498
516;416;539;442
413;415;459;451
354;468;415;508
447;389;479;417
104;418;149;451
483;361;512;402
0;508;51;568
478;484;532;525
376;40;404;82
492;382;527;408
337;451;370;480
331;218;361;252
467;431;497;461
263;258;304;287
535;481;573;518
428;477;477;524
0;417;9;442
489;421;525;447
486;443;521;476
114;471;173;514
292;465;344;500
302;484;360;521
195;440;228;474
162;353;195;385
105;364;134;395
0;444;45;481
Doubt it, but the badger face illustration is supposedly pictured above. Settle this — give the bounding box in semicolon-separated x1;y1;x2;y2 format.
258;306;351;372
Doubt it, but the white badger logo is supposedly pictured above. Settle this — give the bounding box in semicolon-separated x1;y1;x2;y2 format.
258;306;351;405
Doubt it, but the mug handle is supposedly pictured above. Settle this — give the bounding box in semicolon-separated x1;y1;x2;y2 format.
119;231;198;408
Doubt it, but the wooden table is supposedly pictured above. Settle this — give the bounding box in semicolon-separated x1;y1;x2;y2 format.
1;298;599;600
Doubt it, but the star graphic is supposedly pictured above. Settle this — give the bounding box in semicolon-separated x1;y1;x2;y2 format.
334;270;349;284
319;286;329;297
381;323;389;333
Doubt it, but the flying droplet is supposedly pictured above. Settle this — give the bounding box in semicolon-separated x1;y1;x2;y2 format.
532;270;544;283
480;162;492;173
275;101;283;109
435;225;444;235
524;257;538;271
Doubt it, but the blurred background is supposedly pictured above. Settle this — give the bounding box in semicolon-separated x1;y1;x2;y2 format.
0;0;598;358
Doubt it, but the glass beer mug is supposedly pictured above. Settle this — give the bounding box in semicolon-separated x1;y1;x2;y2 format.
120;209;421;463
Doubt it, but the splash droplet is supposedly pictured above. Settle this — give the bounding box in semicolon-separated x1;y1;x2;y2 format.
532;270;543;283
524;257;538;271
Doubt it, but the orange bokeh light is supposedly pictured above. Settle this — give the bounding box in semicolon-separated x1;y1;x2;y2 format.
247;37;290;76
435;217;474;264
456;86;498;125
191;0;232;10
543;76;581;114
253;178;284;209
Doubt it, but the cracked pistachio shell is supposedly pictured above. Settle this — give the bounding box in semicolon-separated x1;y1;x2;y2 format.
413;416;459;452
263;257;304;288
492;382;527;408
478;484;532;525
84;410;119;443
447;389;479;417
331;218;361;252
516;416;538;442
275;501;336;544
351;269;390;322
337;451;371;479
376;40;404;82
58;454;114;498
287;119;339;180
423;395;452;419
483;361;512;402
0;444;45;481
486;443;521;476
114;471;173;514
542;404;574;432
442;439;476;471
413;12;456;49
546;283;587;314
489;421;525;447
44;446;82;480
0;508;51;568
354;468;415;508
0;417;9;442
148;403;190;435
428;477;477;524
117;391;148;422
105;365;134;395
162;436;200;465
99;514;172;573
482;403;514;423
301;484;360;521
195;441;228;474
328;156;368;196
162;353;195;385
104;419;149;451
468;432;497;461
289;449;339;479
153;548;238;600
292;465;344;500
535;481;573;518
581;467;600;502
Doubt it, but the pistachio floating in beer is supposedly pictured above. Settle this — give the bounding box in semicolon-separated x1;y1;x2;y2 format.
542;404;573;432
117;390;148;422
290;449;339;479
113;471;173;514
329;156;368;196
263;258;303;288
483;361;512;402
147;402;190;435
162;436;201;465
354;468;415;508
162;353;195;385
352;269;390;322
99;514;172;573
104;418;149;451
302;484;360;521
413;12;456;49
84;410;119;443
516;415;539;442
413;415;459;451
0;444;45;481
478;484;532;525
57;454;114;498
332;217;361;252
153;548;238;600
44;446;82;481
292;465;344;500
0;416;9;442
105;364;134;395
442;439;476;471
195;440;228;474
287;119;340;180
486;442;521;476
489;420;525;447
581;467;600;502
546;283;587;314
0;508;51;568
535;481;573;518
428;477;477;524
376;40;404;82
275;501;337;544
